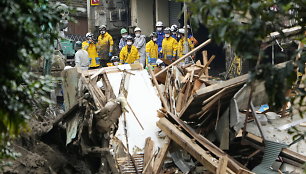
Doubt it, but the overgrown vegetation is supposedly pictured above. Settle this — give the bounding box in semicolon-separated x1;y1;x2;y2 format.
186;0;306;171
0;0;66;161
187;0;306;110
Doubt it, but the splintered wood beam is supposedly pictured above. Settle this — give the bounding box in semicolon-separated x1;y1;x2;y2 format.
144;137;154;173
217;155;229;174
148;65;170;112
202;50;208;75
166;112;250;173
152;137;171;174
157;118;218;173
196;73;248;97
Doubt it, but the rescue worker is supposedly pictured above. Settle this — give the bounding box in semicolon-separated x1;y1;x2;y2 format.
170;24;179;41
155;21;164;52
161;27;177;62
97;25;114;67
145;32;159;67
119;28;128;50
133;27;146;67
185;25;198;46
177;28;194;58
74;41;90;70
119;35;140;64
82;32;100;68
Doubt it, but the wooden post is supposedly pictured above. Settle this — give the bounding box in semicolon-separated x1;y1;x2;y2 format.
202;50;209;75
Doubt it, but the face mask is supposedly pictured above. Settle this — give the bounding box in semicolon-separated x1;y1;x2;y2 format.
87;37;93;40
165;34;170;38
135;33;140;37
173;32;177;36
122;34;127;38
153;38;157;42
178;35;181;39
100;31;106;34
127;41;133;45
157;27;162;32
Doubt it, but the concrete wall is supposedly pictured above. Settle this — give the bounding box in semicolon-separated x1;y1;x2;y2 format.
130;0;154;36
156;0;169;27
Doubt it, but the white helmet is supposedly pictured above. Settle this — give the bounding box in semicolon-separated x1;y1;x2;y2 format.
86;32;93;38
156;21;163;27
134;27;141;32
183;25;191;29
178;28;185;34
99;25;107;31
171;24;178;32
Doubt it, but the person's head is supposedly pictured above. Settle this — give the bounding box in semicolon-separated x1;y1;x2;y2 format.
99;25;107;35
121;28;128;38
75;41;82;50
164;27;171;38
156;21;163;32
134;27;141;37
171;24;178;35
85;32;94;41
178;28;185;39
126;35;134;46
184;25;191;34
150;32;157;42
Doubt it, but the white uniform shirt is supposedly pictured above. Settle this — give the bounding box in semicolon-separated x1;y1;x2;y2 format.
75;49;90;70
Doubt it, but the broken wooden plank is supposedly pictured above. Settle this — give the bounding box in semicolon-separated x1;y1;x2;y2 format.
202;50;209;76
155;39;212;77
62;67;80;111
189;87;228;119
216;155;229;174
198;55;216;78
90;68;104;80
157;117;235;173
192;79;203;94
152;137;171;174
143;150;157;174
167;112;249;173
148;65;170;113
144;137;154;174
185;65;202;74
196;74;248;97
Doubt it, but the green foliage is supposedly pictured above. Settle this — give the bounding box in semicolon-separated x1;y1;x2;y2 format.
187;0;306;111
0;0;66;159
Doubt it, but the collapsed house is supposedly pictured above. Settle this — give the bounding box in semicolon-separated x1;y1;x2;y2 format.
3;39;306;174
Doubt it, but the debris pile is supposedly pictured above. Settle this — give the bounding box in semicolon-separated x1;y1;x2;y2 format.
3;40;306;174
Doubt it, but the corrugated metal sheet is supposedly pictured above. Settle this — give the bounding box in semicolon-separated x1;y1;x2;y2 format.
252;140;287;174
169;1;182;26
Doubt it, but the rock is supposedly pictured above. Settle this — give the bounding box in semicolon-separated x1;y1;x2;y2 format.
256;114;268;125
265;112;280;120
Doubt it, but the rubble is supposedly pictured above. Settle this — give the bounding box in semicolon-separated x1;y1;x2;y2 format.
3;40;306;174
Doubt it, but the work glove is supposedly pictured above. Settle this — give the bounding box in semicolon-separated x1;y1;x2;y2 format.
109;52;112;57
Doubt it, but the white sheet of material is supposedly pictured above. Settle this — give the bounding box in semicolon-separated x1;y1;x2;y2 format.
107;69;163;154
